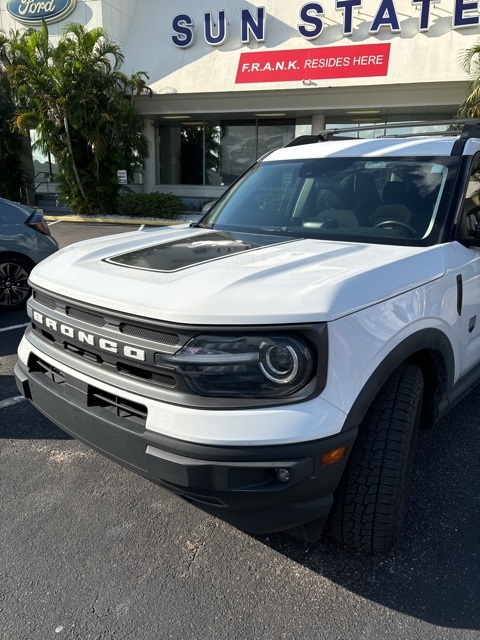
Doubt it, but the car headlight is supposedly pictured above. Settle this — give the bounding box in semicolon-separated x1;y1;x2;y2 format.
155;334;316;398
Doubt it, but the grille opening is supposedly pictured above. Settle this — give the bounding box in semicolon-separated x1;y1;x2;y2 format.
66;306;105;327
33;291;57;309
40;329;56;343
88;387;147;427
64;342;103;364
29;354;66;385
117;362;176;388
120;323;180;346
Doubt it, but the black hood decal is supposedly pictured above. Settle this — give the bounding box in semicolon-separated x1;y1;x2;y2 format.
105;230;296;273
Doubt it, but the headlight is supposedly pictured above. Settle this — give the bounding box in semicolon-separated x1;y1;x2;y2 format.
155;334;316;398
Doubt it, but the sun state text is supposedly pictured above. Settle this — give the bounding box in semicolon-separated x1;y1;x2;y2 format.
172;0;480;48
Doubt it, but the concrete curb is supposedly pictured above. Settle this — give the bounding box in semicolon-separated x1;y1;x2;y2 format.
44;215;186;226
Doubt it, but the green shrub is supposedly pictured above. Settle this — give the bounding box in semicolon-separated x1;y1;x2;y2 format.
116;192;184;219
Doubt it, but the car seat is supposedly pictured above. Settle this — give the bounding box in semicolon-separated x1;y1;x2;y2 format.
370;181;413;226
304;188;358;229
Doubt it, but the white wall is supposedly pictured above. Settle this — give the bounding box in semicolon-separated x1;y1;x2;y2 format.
2;1;478;95
119;0;480;95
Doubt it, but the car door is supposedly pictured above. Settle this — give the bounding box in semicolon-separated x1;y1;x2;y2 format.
452;155;480;377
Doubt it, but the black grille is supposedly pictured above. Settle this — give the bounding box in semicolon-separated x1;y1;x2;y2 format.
64;342;103;364
30;292;183;396
29;354;65;385
118;362;176;388
89;387;147;428
33;291;57;310
120;323;180;346
66;306;105;327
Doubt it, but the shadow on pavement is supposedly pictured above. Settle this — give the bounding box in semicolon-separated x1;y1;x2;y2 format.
2;345;479;629
0;326;28;358
253;388;480;631
0;375;72;440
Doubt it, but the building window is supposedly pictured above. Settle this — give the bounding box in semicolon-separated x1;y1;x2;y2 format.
219;121;257;185
31;130;57;193
157;119;295;186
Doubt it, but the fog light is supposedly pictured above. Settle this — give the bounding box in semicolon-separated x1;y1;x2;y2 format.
321;446;348;465
275;468;290;483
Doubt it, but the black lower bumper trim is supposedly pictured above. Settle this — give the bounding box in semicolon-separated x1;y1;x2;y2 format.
15;358;358;536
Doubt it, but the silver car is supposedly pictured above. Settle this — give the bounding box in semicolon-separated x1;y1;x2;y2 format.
0;197;58;312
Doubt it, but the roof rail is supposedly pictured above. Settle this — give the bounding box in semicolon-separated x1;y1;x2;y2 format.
285;134;324;147
450;119;480;155
284;119;480;152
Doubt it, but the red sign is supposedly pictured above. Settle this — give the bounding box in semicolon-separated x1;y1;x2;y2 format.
235;43;390;84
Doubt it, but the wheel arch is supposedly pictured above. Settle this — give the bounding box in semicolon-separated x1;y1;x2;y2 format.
0;251;36;270
342;328;455;432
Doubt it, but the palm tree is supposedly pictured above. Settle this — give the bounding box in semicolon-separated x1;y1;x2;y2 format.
459;42;480;117
0;21;150;214
0;33;31;201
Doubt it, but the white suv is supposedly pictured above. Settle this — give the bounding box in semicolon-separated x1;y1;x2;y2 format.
15;120;480;553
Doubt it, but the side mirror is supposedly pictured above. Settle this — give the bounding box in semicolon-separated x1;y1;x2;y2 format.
460;220;480;248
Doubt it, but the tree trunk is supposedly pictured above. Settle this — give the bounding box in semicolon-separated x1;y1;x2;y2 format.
63;115;91;214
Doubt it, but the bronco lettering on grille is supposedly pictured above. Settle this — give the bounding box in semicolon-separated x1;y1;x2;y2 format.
32;311;146;362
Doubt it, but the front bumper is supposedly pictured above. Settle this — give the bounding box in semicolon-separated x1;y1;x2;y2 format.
15;353;358;537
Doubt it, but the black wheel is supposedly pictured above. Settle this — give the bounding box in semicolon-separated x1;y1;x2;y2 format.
328;363;424;553
0;255;32;312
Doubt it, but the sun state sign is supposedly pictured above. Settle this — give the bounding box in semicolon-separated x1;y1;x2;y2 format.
7;0;77;25
172;1;480;48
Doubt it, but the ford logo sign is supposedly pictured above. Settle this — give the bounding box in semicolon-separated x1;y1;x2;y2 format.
7;0;77;25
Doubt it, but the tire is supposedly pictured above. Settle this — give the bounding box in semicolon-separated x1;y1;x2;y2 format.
328;363;424;553
0;255;32;312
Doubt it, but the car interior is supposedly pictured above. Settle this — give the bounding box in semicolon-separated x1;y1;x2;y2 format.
209;157;455;244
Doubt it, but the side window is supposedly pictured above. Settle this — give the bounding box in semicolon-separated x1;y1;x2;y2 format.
462;156;480;238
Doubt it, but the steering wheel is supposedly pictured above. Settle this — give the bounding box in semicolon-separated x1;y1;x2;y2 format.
466;204;480;219
374;220;418;238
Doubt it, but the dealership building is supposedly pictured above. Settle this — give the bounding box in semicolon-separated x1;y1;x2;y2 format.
2;0;480;207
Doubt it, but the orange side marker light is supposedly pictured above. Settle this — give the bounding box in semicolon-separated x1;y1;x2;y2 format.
321;446;348;466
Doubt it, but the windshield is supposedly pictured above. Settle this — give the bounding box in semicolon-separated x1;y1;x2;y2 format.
202;156;459;245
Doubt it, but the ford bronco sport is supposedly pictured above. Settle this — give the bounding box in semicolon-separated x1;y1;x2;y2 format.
15;119;480;552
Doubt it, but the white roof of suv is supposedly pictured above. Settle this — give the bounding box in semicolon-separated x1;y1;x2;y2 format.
269;136;461;161
267;119;480;161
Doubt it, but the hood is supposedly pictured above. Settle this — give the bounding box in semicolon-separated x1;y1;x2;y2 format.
29;226;446;324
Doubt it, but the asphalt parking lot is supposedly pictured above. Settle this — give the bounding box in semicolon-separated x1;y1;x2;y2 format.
1;221;479;640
